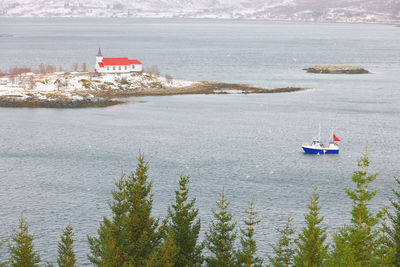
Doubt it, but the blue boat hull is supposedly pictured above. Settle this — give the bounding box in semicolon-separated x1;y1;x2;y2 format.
302;147;339;154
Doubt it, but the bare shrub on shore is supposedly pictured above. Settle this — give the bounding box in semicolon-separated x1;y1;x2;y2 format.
39;63;46;74
165;74;173;84
146;65;160;77
55;79;62;91
9;66;32;75
82;63;87;72
28;76;36;90
59;66;63;72
54;78;68;91
73;62;79;72
38;63;57;74
45;64;57;74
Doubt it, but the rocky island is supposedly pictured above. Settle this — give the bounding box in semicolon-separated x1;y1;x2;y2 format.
304;65;369;74
0;71;306;108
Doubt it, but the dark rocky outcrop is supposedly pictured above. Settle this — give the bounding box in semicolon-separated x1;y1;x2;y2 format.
304;65;369;74
0;96;123;108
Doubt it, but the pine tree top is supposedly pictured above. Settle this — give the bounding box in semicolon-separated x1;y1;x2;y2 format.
294;186;328;267
237;199;263;267
57;224;77;267
344;151;380;229
331;151;386;266
9;216;41;267
88;152;164;267
167;175;203;267
269;217;295;267
205;188;237;267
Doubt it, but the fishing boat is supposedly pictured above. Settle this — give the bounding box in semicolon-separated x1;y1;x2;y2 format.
302;130;340;154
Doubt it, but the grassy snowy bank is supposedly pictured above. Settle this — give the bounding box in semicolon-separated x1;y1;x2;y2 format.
0;71;305;108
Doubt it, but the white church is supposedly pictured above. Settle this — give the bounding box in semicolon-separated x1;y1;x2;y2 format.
94;48;143;73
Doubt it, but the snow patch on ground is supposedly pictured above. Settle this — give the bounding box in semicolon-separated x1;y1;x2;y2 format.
0;72;196;101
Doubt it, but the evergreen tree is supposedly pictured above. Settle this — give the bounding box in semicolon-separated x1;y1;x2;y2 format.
57;224;77;267
167;175;203;266
329;151;384;266
88;153;164;266
146;230;179;267
9;216;41;267
294;186;328;267
388;177;400;265
236;199;263;267
123;154;164;265
88;172;127;267
376;209;395;266
268;217;295;267
205;188;237;267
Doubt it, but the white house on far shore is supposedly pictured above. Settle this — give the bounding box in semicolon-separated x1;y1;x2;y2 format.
94;48;143;73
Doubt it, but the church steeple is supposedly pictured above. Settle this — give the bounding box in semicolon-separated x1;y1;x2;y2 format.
97;48;103;57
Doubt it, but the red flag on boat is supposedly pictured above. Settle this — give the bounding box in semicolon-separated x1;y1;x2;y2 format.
333;134;341;142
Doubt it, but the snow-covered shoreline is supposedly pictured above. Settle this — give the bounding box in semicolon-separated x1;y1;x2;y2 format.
0;71;197;107
0;71;306;108
0;71;195;95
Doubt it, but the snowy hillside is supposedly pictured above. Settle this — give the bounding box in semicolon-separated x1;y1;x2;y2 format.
0;0;399;23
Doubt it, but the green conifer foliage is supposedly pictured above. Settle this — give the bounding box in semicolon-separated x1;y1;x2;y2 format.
376;209;395;266
329;151;384;266
388;177;400;265
88;172;127;267
236;199;263;267
9;216;41;267
268;218;295;267
146;230;179;267
57;225;77;267
168;175;203;266
88;153;163;266
294;186;328;267
205;188;237;267
327;238;360;267
123;154;163;265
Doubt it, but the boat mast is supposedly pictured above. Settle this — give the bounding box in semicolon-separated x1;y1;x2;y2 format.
318;125;321;141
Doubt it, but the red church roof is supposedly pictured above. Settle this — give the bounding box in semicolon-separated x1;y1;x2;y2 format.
101;58;142;66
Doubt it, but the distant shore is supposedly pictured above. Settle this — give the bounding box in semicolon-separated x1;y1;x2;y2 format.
0;72;306;108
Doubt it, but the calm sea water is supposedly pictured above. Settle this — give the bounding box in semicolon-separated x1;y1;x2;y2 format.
0;18;399;264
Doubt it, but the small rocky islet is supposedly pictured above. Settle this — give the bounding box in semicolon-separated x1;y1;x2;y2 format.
304;65;369;74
